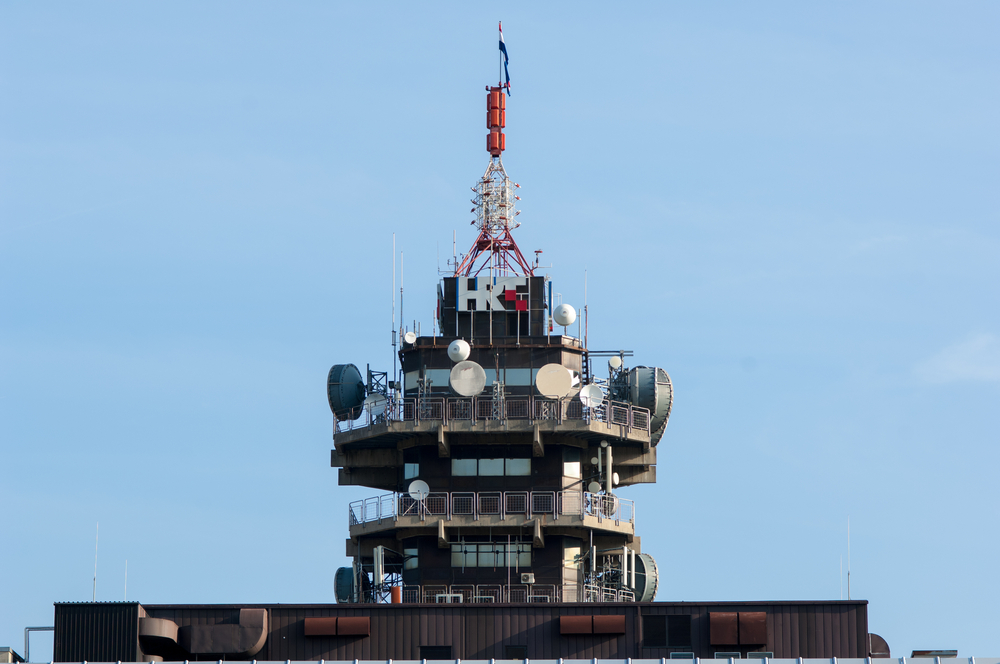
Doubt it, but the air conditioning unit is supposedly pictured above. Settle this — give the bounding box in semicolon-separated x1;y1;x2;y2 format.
521;573;535;584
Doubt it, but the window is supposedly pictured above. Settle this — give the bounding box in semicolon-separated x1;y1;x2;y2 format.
451;457;531;477
505;646;527;659
467;278;477;291
421;646;452;659
467;299;477;311
715;653;741;659
451;542;477;568
450;541;531;568
404;463;419;479
404;547;419;570
642;615;667;648
563;447;582;478
479;458;505;476
668;614;692;647
506;458;531;476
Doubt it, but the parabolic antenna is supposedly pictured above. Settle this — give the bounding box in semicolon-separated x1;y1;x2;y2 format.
608;356;623;370
553;303;577;327
334;566;355;603
449;360;487;396
579;384;604;409
327;364;365;421
363;393;387;417
587;481;601;494
632;552;660;602
534;363;573;398
408;479;430;501
447;339;471;362
612;472;620;486
628;366;674;445
404;331;417;345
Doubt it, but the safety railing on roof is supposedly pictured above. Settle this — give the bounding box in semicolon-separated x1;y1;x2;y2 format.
334;394;650;436
393;582;633;603
349;490;634;528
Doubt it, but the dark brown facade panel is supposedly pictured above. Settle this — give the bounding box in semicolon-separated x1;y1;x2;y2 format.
709;612;739;646
738;612;766;645
560;615;592;634
303;617;337;636
338;616;370;636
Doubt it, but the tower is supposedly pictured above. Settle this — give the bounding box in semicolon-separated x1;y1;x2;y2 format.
326;75;673;606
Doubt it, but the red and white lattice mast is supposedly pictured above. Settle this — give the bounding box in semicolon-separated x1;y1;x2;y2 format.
453;80;533;277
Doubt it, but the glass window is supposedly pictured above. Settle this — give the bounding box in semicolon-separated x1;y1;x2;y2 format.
518;543;531;568
451;543;476;567
563;448;581;478
506;458;531;476
404;463;419;479
564;541;581;569
452;459;477;476
478;543;497;567
479;458;504;476
404;547;419;570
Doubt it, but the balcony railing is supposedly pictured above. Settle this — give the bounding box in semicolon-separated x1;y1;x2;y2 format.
349;490;635;528
334;394;650;437
389;582;633;604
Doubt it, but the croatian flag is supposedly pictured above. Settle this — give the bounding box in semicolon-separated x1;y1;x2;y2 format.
499;21;510;95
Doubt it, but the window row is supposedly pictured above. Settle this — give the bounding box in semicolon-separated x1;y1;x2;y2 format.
450;541;532;568
452;458;530;476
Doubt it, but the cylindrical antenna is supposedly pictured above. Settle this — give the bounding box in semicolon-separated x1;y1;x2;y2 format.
124;560;127;601
92;522;99;602
631;547;636;589
847;516;851;600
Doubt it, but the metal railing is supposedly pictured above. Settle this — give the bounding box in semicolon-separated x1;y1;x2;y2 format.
335;394;650;436
349;490;634;528
388;582;634;604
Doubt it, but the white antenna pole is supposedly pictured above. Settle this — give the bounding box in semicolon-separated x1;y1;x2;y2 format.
124;559;128;601
847;516;851;600
92;522;99;602
400;251;404;344
584;269;588;350
392;234;396;393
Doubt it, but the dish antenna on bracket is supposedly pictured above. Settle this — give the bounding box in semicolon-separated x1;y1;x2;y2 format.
408;480;430;501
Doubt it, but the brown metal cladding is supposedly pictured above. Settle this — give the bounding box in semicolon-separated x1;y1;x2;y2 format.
54;603;141;663
739;612;767;644
593;615;626;634
710;612;739;645
54;600;869;662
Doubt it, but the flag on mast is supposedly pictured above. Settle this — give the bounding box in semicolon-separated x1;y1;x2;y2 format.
499;21;510;95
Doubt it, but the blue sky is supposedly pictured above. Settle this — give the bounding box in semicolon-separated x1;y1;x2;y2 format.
1;1;998;659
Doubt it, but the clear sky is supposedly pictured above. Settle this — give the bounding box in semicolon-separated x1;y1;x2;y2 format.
1;1;998;659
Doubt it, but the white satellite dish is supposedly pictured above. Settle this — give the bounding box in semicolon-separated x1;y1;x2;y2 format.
403;331;417;345
408;479;430;501
608;356;623;370
553;303;577;327
591;457;599;466
447;339;471;362
613;472;620;486
363;393;387;416
587;481;602;494
579;384;604;408
450;360;487;396
534;363;573;398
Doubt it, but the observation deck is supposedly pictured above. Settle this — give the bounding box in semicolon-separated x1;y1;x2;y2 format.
347;489;636;540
